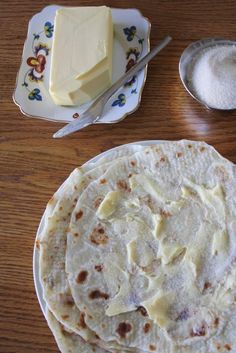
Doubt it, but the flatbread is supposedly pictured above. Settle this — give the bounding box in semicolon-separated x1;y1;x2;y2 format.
66;140;236;352
46;307;107;353
38;144;146;348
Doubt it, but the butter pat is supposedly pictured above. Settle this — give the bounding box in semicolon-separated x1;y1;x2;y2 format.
49;6;113;106
96;191;120;220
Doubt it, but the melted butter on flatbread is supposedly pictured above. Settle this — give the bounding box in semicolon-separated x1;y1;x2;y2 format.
183;223;208;277
182;181;225;221
152;214;163;238
142;292;174;328
213;268;236;308
158;241;186;265
129;174;171;203
96;191;120;219
105;274;136;316
212;229;228;256
127;239;138;264
124;197;140;210
126;238;155;268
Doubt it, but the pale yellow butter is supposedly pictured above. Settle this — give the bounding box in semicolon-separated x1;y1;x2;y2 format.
96;191;120;220
49;6;113;106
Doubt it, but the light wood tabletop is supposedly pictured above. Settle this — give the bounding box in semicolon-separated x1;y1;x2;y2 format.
1;1;236;352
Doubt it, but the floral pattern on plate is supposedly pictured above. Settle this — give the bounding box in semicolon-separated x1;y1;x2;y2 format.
13;6;150;124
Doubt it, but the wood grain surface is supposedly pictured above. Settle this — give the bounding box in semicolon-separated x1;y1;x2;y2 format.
1;1;236;352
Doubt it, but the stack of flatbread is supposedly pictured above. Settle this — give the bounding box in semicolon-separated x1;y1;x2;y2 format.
37;140;236;353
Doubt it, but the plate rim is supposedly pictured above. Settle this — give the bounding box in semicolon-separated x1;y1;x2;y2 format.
13;5;151;125
33;140;165;315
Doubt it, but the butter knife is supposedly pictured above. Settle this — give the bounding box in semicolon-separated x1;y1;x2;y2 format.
53;36;172;138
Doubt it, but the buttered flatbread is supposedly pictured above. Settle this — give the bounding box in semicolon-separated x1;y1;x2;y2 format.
38;145;146;350
66;141;236;352
38;141;236;353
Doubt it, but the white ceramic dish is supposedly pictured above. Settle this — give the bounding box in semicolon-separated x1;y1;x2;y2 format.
14;6;150;124
33;140;163;315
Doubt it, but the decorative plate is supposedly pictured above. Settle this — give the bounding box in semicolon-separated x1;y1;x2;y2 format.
13;6;150;124
33;140;162;315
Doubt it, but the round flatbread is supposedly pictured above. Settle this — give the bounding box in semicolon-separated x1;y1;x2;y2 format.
66;140;236;352
38;144;146;349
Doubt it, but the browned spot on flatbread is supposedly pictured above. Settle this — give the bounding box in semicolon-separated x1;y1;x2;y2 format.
130;160;136;166
89;227;108;245
95;264;103;272
216;343;221;350
224;344;231;351
149;345;156;351
100;178;107;184
214;317;219;327
88;314;93;319
74;232;79;237
204;281;211;291
94;197;103;208
60;323;72;337
188;144;192;149
128;173;132;178
143;323;151;333
61;315;69;320
59;293;75;307
35;240;40;250
101;323;106;328
59;206;63;211
160;209;172;217
89;290;109;300
190;325;206;337
95;334;100;339
68;212;71;217
66;297;74;307
117;180;130;192
137;306;148;316
76;270;88;284
160;156;166;162
200;146;206;152
116;322;132;338
176;152;183;158
78;312;87;329
75;210;83;220
92;348;96;353
73;197;78;207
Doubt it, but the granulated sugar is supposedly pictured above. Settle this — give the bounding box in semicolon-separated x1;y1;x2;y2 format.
191;45;236;109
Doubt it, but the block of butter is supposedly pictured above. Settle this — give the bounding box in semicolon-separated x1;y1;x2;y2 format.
49;6;113;106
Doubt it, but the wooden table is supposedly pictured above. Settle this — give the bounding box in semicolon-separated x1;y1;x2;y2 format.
1;1;236;352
